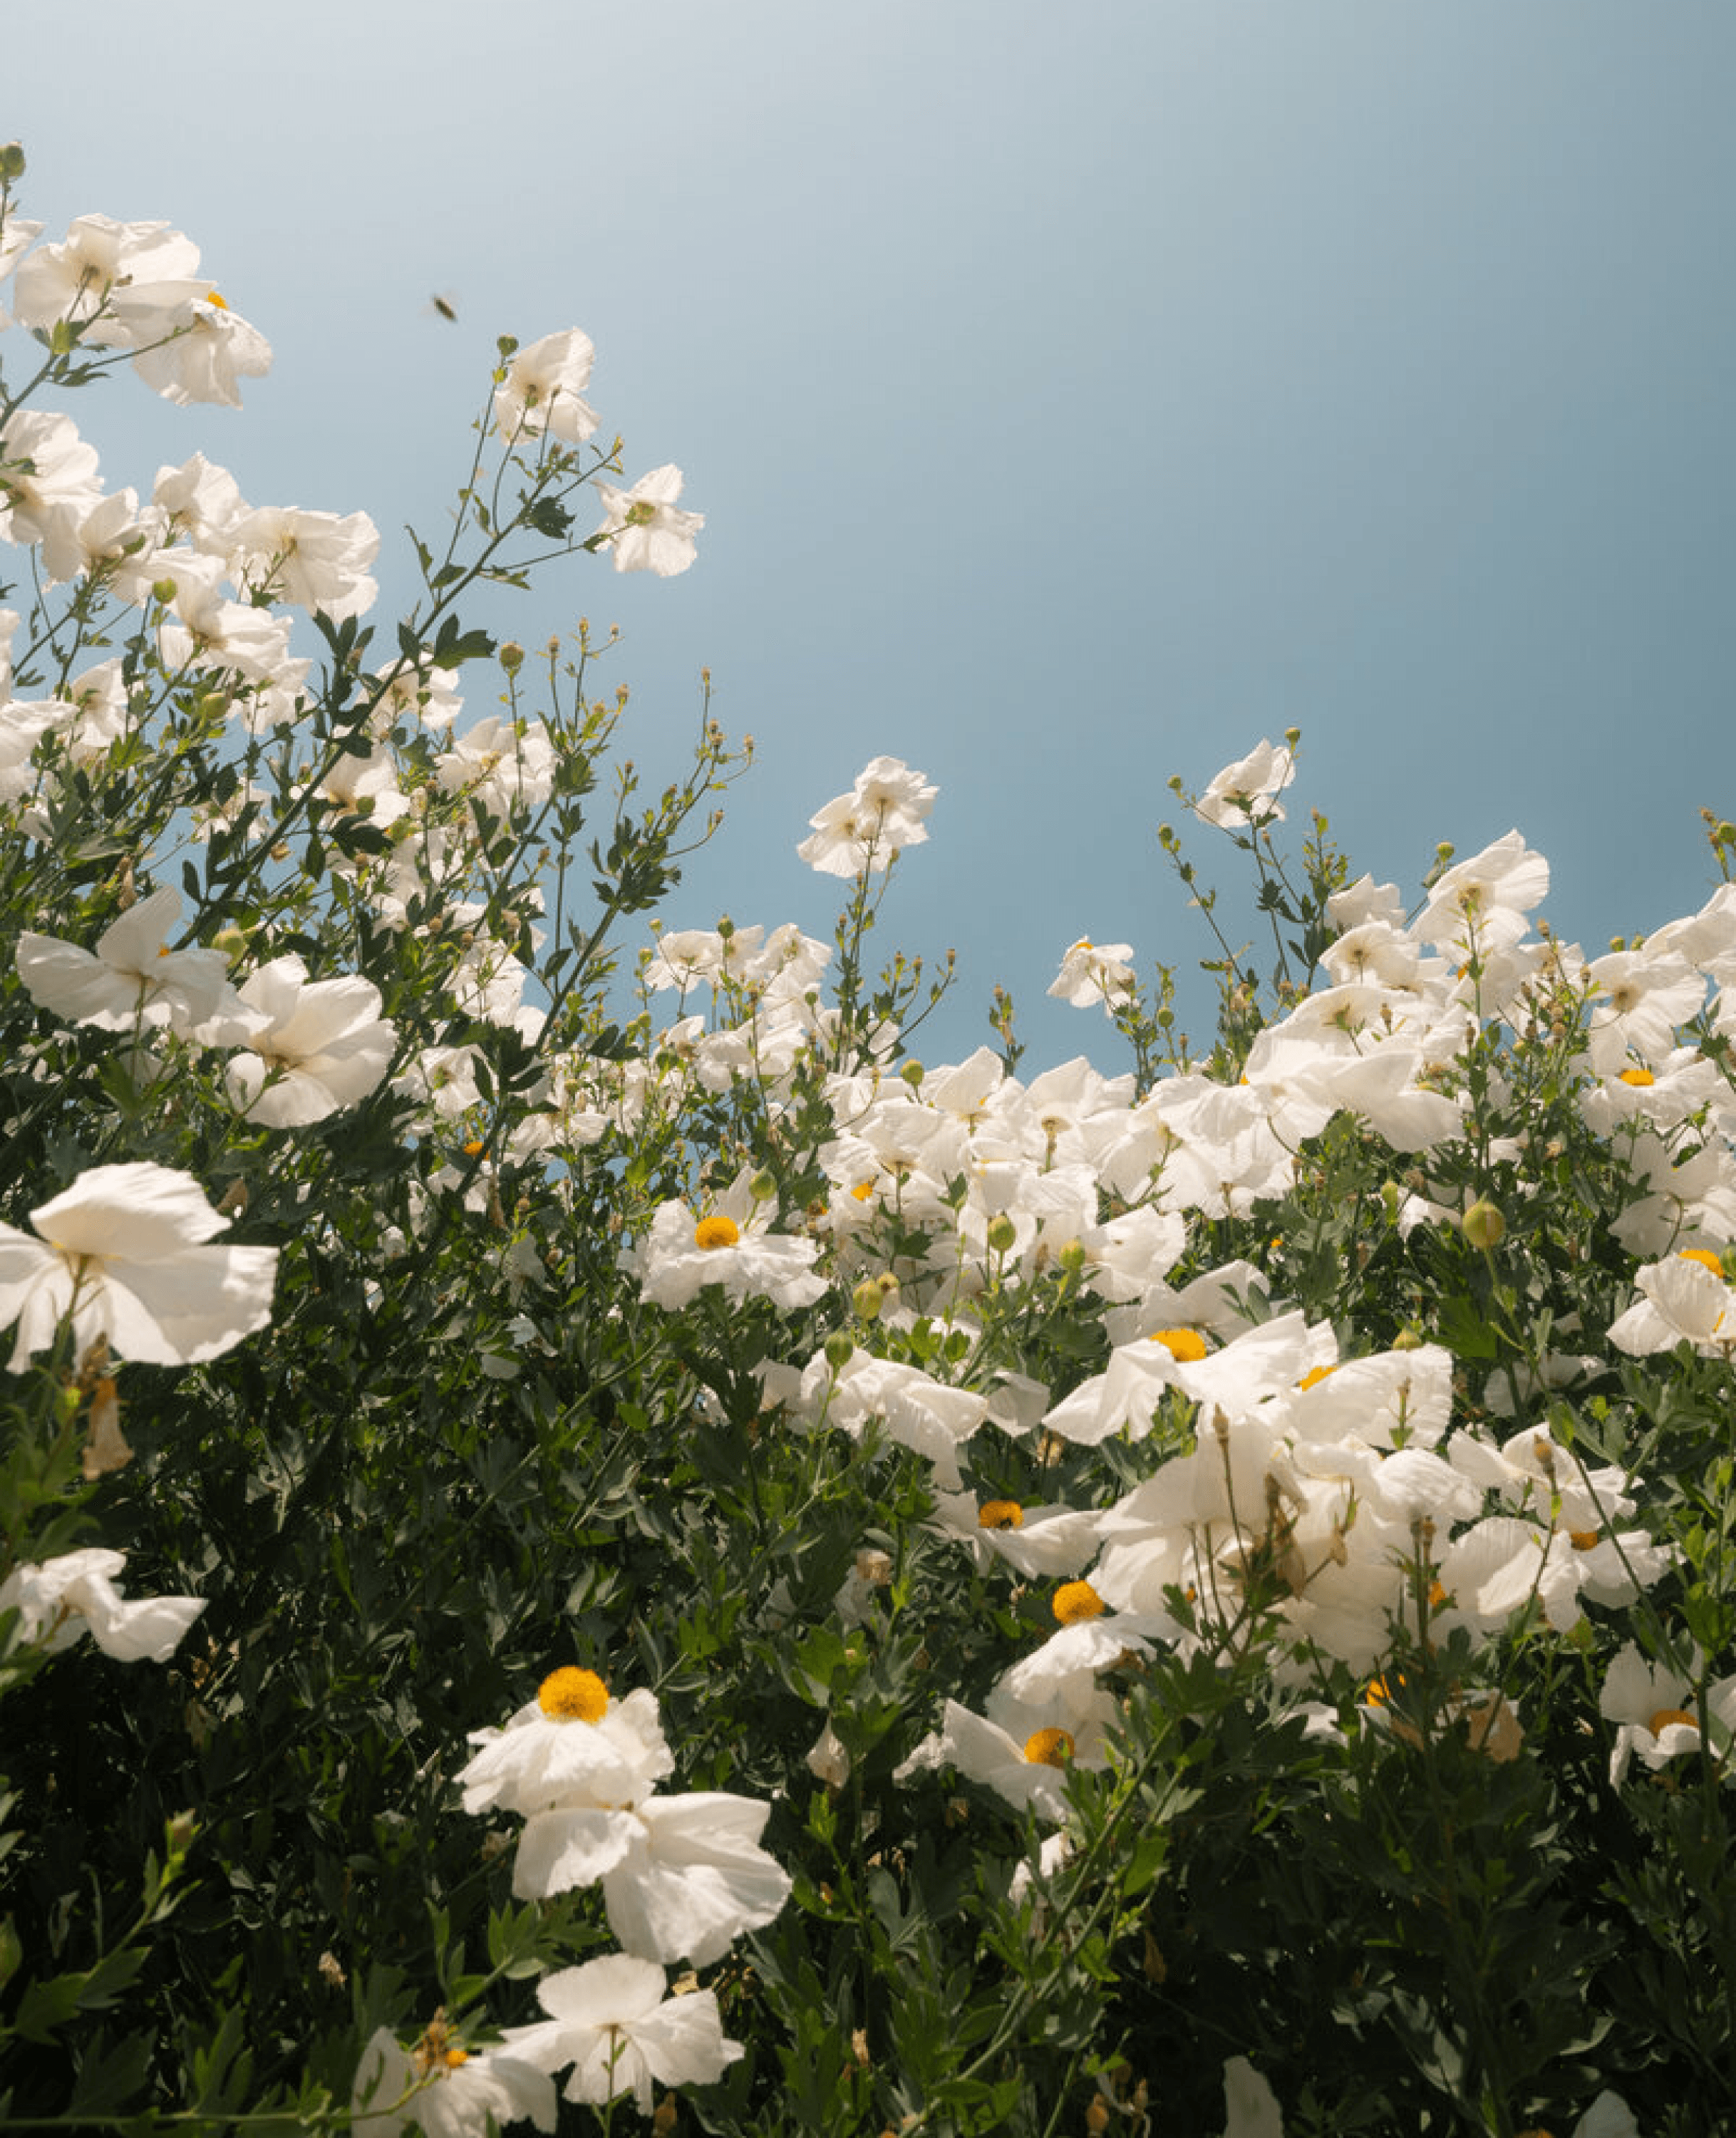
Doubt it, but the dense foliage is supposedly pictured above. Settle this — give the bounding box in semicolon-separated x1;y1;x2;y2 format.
3;145;1734;2138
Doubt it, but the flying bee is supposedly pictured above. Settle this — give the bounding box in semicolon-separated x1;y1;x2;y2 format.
427;290;459;323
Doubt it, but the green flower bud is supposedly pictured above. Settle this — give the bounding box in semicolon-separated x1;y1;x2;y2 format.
823;1329;854;1373
852;1276;885;1323
151;577;179;606
748;1168;777;1204
1462;1199;1506;1250
500;640;526;676
899;1059;924;1088
0;143;26;181
1392;1327;1425;1352
986;1213;1018;1256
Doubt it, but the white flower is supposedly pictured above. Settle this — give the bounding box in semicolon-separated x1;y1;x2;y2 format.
492;329;599;445
894;1699;1077;1822
1222;2055;1284;2138
1194;740;1295;829
226;505;380;621
511;1791;792;1966
0;1161;277;1370
435;717;556;819
1048;937;1136;1013
219;956;396;1127
633;1176;825;1312
9;214;202;341
1600;1640;1736;1787
592;464;704;577
118;284;273;408
457;1670;673;1817
0;1547;204;1663
16;885;237;1035
500;1954;744;2113
797;756;937;877
351;2025;554;2138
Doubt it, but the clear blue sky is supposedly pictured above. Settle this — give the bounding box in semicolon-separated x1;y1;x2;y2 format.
9;2;1734;1065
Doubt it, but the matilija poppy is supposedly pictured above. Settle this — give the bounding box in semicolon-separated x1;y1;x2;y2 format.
0;1547;203;1663
0;1161;277;1370
500;1953;745;2113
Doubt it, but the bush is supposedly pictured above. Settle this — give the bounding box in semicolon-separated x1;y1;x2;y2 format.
2;142;1733;2138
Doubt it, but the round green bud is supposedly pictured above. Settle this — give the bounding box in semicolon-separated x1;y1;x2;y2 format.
986;1213;1018;1256
0;143;27;181
499;640;525;676
150;577;178;606
823;1329;855;1373
852;1276;886;1322
1462;1199;1506;1250
1057;1238;1087;1274
748;1168;777;1203
899;1059;924;1088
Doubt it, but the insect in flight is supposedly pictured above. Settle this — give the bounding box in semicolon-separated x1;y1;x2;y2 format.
427;291;459;323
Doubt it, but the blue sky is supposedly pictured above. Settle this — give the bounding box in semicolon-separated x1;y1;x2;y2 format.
9;2;1734;1068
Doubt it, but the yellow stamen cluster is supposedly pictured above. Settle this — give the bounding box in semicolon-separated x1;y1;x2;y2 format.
1053;1580;1105;1626
1297;1364;1337;1391
1618;1066;1655;1087
1569;1529;1601;1552
1149;1327;1207;1363
693;1214;741;1250
1648;1706;1695;1736
978;1499;1024;1531
1680;1246;1725;1274
537;1666;609;1723
1024;1727;1074;1767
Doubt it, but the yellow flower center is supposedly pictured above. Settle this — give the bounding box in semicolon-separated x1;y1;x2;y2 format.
1648;1706;1695;1737
537;1666;609;1723
693;1214;741;1250
1149;1327;1207;1363
1364;1671;1407;1708
1024;1727;1074;1767
978;1499;1025;1531
850;1179;876;1202
1053;1580;1105;1625
205;288;229;311
1618;1067;1655;1087
1297;1364;1337;1391
1569;1528;1601;1551
1680;1246;1725;1274
463;1137;486;1157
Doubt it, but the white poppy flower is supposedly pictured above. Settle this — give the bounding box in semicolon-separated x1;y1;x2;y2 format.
351;2024;554;2137
592;464;703;577
510;1791;792;1966
501;1953;743;2112
16;884;237;1034
219;956;396;1127
0;1546;204;1663
492;329;599;445
0;1161;277;1369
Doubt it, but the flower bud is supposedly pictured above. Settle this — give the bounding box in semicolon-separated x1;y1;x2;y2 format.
0;143;26;180
1462;1199;1506;1250
499;641;525;676
151;577;179;606
748;1168;777;1204
852;1276;886;1322
1392;1326;1425;1352
986;1212;1018;1256
899;1058;924;1088
823;1330;854;1373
